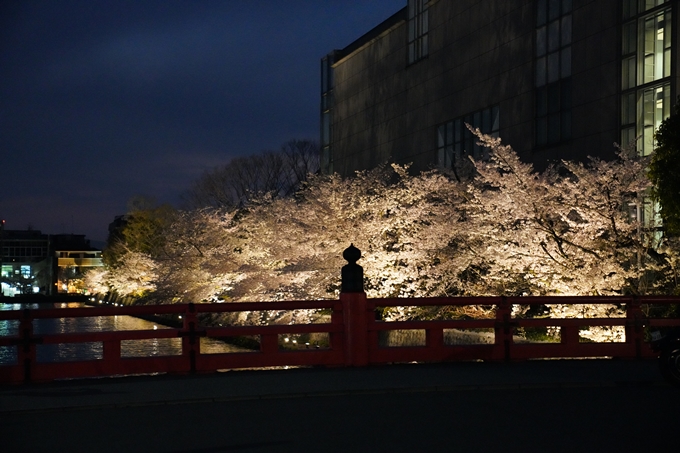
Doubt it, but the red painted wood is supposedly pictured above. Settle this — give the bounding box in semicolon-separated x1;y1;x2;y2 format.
1;296;679;383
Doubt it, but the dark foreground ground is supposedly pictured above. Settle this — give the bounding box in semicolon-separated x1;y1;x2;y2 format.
1;359;678;453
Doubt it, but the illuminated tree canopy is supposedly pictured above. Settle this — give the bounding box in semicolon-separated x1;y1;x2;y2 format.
85;131;678;338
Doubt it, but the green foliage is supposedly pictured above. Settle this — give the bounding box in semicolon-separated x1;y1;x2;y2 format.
104;197;177;267
649;98;680;235
515;327;560;343
123;197;177;256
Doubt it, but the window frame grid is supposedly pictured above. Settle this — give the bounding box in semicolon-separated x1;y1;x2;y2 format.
620;3;673;156
436;105;500;169
535;0;572;147
408;0;429;64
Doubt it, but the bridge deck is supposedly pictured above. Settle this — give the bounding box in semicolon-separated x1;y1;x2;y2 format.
1;359;677;452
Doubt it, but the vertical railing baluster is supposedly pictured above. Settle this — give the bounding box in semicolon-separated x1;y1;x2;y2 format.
426;328;443;350
330;302;344;355
19;308;35;383
182;303;199;373
626;296;644;358
494;297;512;361
260;334;278;354
103;340;121;363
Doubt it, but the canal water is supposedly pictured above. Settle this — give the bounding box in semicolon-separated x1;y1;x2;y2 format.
0;302;245;365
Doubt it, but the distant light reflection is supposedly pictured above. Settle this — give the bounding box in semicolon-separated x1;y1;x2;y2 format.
0;302;241;364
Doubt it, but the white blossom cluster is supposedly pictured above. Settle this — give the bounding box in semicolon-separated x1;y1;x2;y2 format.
85;131;675;336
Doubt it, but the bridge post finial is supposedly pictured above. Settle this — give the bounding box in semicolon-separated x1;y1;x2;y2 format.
340;244;368;366
341;244;363;293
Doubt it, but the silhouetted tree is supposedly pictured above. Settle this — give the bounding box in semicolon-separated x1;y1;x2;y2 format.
183;139;320;209
103;196;176;267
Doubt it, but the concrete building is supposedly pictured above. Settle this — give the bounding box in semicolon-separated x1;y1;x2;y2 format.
321;0;679;177
0;226;103;297
51;234;104;295
0;228;50;296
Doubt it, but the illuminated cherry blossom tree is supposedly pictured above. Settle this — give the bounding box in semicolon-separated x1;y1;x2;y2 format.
462;130;656;341
83;267;109;295
463;130;652;296
91;130;677;340
105;250;157;297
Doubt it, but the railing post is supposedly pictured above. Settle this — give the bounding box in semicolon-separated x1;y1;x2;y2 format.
341;244;368;367
494;297;513;361
182;303;200;373
103;340;121;362
18;308;36;383
626;296;644;358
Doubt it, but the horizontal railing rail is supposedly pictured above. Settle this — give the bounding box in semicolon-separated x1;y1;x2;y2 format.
364;295;680;364
1;294;679;384
0;300;344;384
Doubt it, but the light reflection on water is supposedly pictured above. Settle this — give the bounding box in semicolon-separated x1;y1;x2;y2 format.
0;303;244;365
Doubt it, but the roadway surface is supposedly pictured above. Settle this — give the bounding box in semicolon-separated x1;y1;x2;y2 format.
1;359;678;452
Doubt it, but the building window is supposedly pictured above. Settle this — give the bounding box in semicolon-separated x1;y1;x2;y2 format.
535;0;572;146
620;3;672;155
623;0;669;20
639;83;671;155
320;54;335;174
640;9;672;85
437;105;500;169
536;79;572;146
629;199;661;228
408;0;429;64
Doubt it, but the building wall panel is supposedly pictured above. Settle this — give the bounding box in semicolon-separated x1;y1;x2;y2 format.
324;0;676;176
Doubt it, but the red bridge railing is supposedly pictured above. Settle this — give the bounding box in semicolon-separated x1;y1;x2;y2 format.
365;294;680;364
1;293;679;384
1;246;679;383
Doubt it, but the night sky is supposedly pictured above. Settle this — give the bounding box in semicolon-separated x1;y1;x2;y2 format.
1;0;404;244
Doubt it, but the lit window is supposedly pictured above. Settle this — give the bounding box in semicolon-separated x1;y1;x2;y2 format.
638;83;671;156
623;0;669;20
640;10;672;85
620;4;672;156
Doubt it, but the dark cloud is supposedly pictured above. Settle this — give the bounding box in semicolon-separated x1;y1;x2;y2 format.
1;0;404;242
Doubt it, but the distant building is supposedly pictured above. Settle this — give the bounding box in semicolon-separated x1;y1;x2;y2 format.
321;0;678;177
0;226;103;297
0;228;50;296
50;234;104;295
